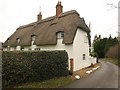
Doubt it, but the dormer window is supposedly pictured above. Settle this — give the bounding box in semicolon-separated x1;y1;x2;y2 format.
16;38;20;43
31;35;36;45
57;31;64;39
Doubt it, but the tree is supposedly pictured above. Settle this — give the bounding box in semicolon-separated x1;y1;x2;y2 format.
93;35;119;58
94;38;107;58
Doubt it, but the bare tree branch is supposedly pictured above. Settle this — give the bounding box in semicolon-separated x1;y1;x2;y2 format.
107;3;118;8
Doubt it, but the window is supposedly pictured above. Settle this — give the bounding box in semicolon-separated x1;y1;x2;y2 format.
31;35;36;45
7;46;10;51
83;54;86;60
16;38;20;43
28;48;31;51
57;31;64;39
21;47;24;51
31;35;36;41
35;48;40;51
61;32;64;38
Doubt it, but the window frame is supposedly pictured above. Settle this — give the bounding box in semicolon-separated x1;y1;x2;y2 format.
16;38;20;43
83;54;86;60
31;35;36;45
57;31;64;39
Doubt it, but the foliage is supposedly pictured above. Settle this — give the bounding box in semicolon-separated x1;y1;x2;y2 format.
93;35;119;58
2;51;69;88
94;38;107;58
105;44;120;59
104;37;119;54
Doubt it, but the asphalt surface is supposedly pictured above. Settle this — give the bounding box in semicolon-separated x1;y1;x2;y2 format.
61;60;119;88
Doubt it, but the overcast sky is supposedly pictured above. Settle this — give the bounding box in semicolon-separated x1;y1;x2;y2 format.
0;0;119;42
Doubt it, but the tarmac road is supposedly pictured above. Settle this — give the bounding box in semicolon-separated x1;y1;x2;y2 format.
61;60;119;88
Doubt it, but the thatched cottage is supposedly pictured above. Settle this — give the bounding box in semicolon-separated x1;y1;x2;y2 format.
3;1;96;71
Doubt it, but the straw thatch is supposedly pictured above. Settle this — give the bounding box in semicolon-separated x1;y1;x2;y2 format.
3;10;90;47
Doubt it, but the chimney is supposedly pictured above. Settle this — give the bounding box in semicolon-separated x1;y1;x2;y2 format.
56;1;63;17
37;12;42;21
37;7;42;21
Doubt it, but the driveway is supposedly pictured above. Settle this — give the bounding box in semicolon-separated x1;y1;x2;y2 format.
61;60;119;88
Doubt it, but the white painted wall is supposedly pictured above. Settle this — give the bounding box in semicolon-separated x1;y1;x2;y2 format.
3;47;15;51
3;48;7;51
73;28;91;71
10;47;15;51
39;39;73;58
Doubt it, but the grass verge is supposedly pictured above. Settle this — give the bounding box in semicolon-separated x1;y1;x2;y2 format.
103;58;120;67
15;76;74;88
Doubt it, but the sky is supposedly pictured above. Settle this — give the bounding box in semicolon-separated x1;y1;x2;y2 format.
0;0;119;43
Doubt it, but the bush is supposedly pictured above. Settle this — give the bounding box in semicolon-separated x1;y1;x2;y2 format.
2;50;69;88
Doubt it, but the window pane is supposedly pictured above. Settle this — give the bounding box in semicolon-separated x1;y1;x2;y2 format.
61;32;64;37
57;32;64;39
83;54;86;60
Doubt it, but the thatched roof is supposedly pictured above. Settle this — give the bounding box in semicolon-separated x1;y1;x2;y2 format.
3;10;90;47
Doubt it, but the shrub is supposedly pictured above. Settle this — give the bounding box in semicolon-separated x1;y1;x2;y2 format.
2;50;69;88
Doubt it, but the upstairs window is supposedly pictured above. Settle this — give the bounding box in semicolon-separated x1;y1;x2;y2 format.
16;38;20;43
31;35;36;45
57;31;64;39
31;35;36;41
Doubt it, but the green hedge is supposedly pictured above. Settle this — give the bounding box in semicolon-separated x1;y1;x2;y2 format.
2;50;69;88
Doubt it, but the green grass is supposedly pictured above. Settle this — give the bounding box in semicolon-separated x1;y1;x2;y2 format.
15;76;74;88
103;58;120;66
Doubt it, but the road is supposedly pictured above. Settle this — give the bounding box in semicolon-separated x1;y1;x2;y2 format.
61;60;119;88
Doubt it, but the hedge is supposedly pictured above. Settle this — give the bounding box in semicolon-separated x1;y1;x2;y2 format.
2;50;69;88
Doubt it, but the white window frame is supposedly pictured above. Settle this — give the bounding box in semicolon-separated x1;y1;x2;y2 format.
17;38;20;43
57;32;64;39
31;35;36;45
35;48;41;51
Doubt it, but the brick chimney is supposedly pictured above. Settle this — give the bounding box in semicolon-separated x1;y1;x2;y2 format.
37;12;42;21
56;1;63;17
37;7;42;21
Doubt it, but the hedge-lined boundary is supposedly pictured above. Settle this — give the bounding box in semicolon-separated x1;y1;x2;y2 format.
2;50;69;88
